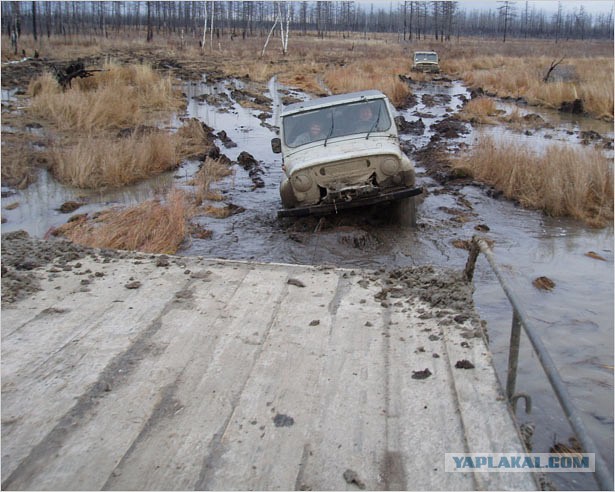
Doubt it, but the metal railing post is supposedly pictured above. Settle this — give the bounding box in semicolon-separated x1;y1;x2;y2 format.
506;310;522;403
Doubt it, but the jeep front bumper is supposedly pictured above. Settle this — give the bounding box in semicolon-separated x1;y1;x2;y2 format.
277;186;423;218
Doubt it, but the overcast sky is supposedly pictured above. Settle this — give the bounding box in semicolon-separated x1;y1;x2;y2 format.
457;1;614;15
361;0;614;15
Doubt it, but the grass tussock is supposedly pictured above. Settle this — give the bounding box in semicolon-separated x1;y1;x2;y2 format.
457;97;499;123
54;189;193;254
28;63;182;132
51;131;179;188
26;65;208;189
203;204;242;219
176;118;215;160
1;133;46;188
453;136;614;227
191;157;234;205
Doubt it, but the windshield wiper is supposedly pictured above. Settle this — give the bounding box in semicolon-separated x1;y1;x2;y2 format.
366;104;382;140
324;111;334;147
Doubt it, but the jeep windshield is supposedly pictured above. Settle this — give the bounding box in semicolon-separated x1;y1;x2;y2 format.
415;53;438;62
283;98;392;148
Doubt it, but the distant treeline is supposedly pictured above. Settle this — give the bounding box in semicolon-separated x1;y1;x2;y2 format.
3;1;613;44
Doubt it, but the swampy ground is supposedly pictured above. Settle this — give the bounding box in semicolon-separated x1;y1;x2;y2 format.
1;35;613;490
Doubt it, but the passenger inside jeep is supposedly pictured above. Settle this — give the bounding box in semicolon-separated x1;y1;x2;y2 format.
355;104;376;132
291;118;327;146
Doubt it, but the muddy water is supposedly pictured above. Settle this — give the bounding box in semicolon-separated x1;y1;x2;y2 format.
2;76;613;490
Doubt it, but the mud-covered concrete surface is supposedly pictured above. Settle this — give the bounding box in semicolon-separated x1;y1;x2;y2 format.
1;231;476;318
1;231;536;491
1;230;132;304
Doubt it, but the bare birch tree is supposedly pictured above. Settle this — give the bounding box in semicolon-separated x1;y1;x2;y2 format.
279;2;290;54
261;2;289;57
261;7;279;57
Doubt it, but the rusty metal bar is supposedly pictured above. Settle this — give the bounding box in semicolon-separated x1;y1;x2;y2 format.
506;310;522;402
467;236;613;491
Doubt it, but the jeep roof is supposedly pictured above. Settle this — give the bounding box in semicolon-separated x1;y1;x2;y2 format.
282;90;388;117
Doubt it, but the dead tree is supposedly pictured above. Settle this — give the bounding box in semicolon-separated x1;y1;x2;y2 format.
498;1;515;43
261;2;290;57
146;1;153;42
53;62;105;90
543;56;565;82
31;1;37;41
10;2;21;55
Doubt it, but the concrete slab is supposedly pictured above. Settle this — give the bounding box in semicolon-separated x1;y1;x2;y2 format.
1;251;537;490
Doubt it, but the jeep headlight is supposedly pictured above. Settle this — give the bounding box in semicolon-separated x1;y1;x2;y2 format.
382;158;400;176
292;171;313;192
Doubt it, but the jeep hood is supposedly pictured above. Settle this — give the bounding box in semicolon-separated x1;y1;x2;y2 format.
284;134;402;175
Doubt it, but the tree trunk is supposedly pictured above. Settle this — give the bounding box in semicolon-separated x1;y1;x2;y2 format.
146;1;153;42
31;1;37;41
201;0;208;51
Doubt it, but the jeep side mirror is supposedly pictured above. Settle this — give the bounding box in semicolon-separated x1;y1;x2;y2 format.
271;138;281;154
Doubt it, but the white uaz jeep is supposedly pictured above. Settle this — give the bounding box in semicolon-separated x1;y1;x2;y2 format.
412;51;440;73
271;90;420;219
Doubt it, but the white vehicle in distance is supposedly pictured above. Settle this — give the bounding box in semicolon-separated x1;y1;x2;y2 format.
271;90;421;220
412;51;440;73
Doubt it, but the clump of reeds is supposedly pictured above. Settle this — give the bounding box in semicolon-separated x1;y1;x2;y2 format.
50;131;179;188
28;63;182;132
191;157;234;205
457;97;499;124
54;189;193;254
453;136;613;227
1;134;44;188
176;118;215;160
25;63;204;189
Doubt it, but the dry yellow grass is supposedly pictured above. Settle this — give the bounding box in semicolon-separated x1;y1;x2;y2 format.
28;63;183;131
25;63;200;189
457;97;499;123
443;54;613;120
1;132;45;188
176;118;216;160
11;32;612;118
453;136;614;227
324;61;411;107
54;189;193;254
50;131;179;188
191;157;234;205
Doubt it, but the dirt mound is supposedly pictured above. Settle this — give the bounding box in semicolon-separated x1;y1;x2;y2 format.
430;117;470;140
414;142;471;185
236;151;265;189
385;265;475;313
395;115;425;135
1;231;135;304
